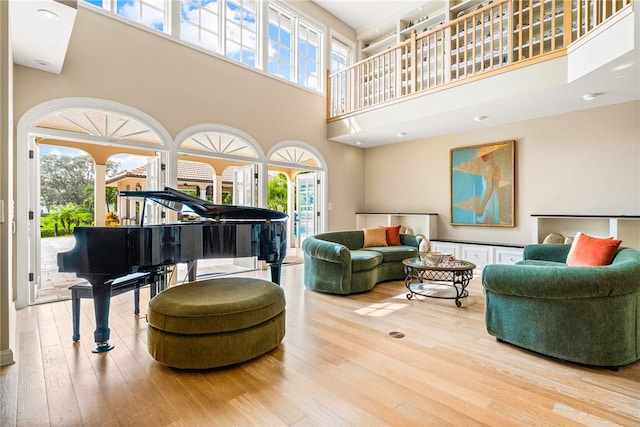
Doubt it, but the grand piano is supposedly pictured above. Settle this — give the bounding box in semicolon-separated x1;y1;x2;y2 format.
58;187;288;353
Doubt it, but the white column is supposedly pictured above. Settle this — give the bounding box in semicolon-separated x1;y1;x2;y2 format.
288;176;295;248
94;164;106;226
215;175;223;204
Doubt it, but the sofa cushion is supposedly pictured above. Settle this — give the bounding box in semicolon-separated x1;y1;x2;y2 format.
385;225;402;246
350;249;383;272
363;227;388;248
566;232;622;266
364;245;418;263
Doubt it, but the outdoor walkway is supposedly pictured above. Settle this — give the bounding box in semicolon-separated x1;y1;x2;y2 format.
37;236;302;304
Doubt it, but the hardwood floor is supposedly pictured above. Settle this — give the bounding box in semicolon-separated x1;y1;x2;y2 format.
2;263;639;426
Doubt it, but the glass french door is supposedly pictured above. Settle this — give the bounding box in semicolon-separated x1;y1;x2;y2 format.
295;172;319;253
232;164;255;206
232;164;257;268
143;153;164;224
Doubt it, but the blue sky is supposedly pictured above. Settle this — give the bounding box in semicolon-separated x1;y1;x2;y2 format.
39;145;148;172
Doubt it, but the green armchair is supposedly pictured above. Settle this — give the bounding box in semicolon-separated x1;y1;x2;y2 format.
482;244;640;368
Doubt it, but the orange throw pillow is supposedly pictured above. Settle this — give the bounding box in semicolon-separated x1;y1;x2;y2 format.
385;225;402;246
566;232;622;266
363;227;388;248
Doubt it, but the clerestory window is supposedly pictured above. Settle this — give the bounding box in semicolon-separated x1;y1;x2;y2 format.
331;38;350;73
297;21;321;91
80;0;325;91
180;0;221;53
116;0;166;32
225;0;258;67
268;5;294;81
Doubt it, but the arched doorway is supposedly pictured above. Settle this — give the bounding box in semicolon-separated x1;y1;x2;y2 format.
174;124;267;279
16;98;172;308
267;142;327;257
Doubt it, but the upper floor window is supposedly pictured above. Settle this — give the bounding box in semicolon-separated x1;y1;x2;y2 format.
116;0;166;31
268;3;323;90
80;0;326;91
331;38;349;73
298;22;321;91
180;0;221;53
225;0;258;67
268;6;293;80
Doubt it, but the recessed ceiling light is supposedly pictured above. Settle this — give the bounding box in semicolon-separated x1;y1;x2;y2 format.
38;9;60;21
397;132;407;137
355;141;362;145
34;59;50;66
612;63;633;73
582;93;601;101
474;115;488;122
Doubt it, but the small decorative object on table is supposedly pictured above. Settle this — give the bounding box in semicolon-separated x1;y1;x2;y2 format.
419;251;451;266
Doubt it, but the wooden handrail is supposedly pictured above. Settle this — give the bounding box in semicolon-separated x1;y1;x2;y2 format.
327;0;633;121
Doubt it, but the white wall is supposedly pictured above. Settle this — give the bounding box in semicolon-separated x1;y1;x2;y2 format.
363;101;640;245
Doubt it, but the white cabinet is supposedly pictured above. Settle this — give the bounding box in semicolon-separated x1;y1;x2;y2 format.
355;212;437;240
461;245;493;269
430;241;460;258
430;240;524;270
494;247;524;265
532;215;640;249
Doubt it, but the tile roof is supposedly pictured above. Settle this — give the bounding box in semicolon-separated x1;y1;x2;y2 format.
107;160;214;184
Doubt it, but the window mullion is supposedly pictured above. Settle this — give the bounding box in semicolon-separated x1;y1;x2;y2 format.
293;18;299;85
169;0;180;38
261;0;270;73
219;0;227;57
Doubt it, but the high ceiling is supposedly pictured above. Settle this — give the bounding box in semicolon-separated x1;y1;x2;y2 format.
311;0;445;39
8;1;640;147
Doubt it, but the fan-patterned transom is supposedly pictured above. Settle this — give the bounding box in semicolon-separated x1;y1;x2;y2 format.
36;108;162;145
270;146;319;168
181;131;259;160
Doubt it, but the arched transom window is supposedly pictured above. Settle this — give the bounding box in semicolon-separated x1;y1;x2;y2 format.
180;131;259;160
269;146;320;169
36;108;163;146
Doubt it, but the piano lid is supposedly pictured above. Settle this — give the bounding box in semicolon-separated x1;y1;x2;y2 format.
119;187;288;221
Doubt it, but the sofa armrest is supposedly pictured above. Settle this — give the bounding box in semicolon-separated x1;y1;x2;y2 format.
302;236;351;265
483;263;639;299
522;244;571;262
400;234;422;248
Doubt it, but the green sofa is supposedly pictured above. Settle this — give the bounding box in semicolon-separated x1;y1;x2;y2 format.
483;244;640;368
302;230;422;294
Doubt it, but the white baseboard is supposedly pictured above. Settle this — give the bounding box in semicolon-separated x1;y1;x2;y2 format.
0;348;15;366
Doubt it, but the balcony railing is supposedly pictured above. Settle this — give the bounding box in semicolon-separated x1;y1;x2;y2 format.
327;0;633;120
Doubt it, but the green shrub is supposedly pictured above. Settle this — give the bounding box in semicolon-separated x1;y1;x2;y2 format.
40;215;72;238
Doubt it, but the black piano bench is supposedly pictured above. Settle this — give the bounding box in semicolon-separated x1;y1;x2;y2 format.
147;277;286;369
69;272;150;342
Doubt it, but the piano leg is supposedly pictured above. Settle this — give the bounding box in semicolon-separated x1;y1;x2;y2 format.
188;259;198;282
91;282;115;353
268;260;284;285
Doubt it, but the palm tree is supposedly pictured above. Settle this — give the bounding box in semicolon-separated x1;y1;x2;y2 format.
48;203;87;233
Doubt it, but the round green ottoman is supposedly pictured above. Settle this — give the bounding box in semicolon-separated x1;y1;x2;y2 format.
147;277;285;369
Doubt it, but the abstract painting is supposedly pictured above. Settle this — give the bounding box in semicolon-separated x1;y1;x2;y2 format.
450;140;515;226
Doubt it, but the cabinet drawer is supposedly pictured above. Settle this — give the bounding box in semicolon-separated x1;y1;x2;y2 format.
461;246;492;268
430;242;459;258
494;248;523;265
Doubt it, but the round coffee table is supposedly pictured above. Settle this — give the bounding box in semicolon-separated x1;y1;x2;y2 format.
402;257;476;307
